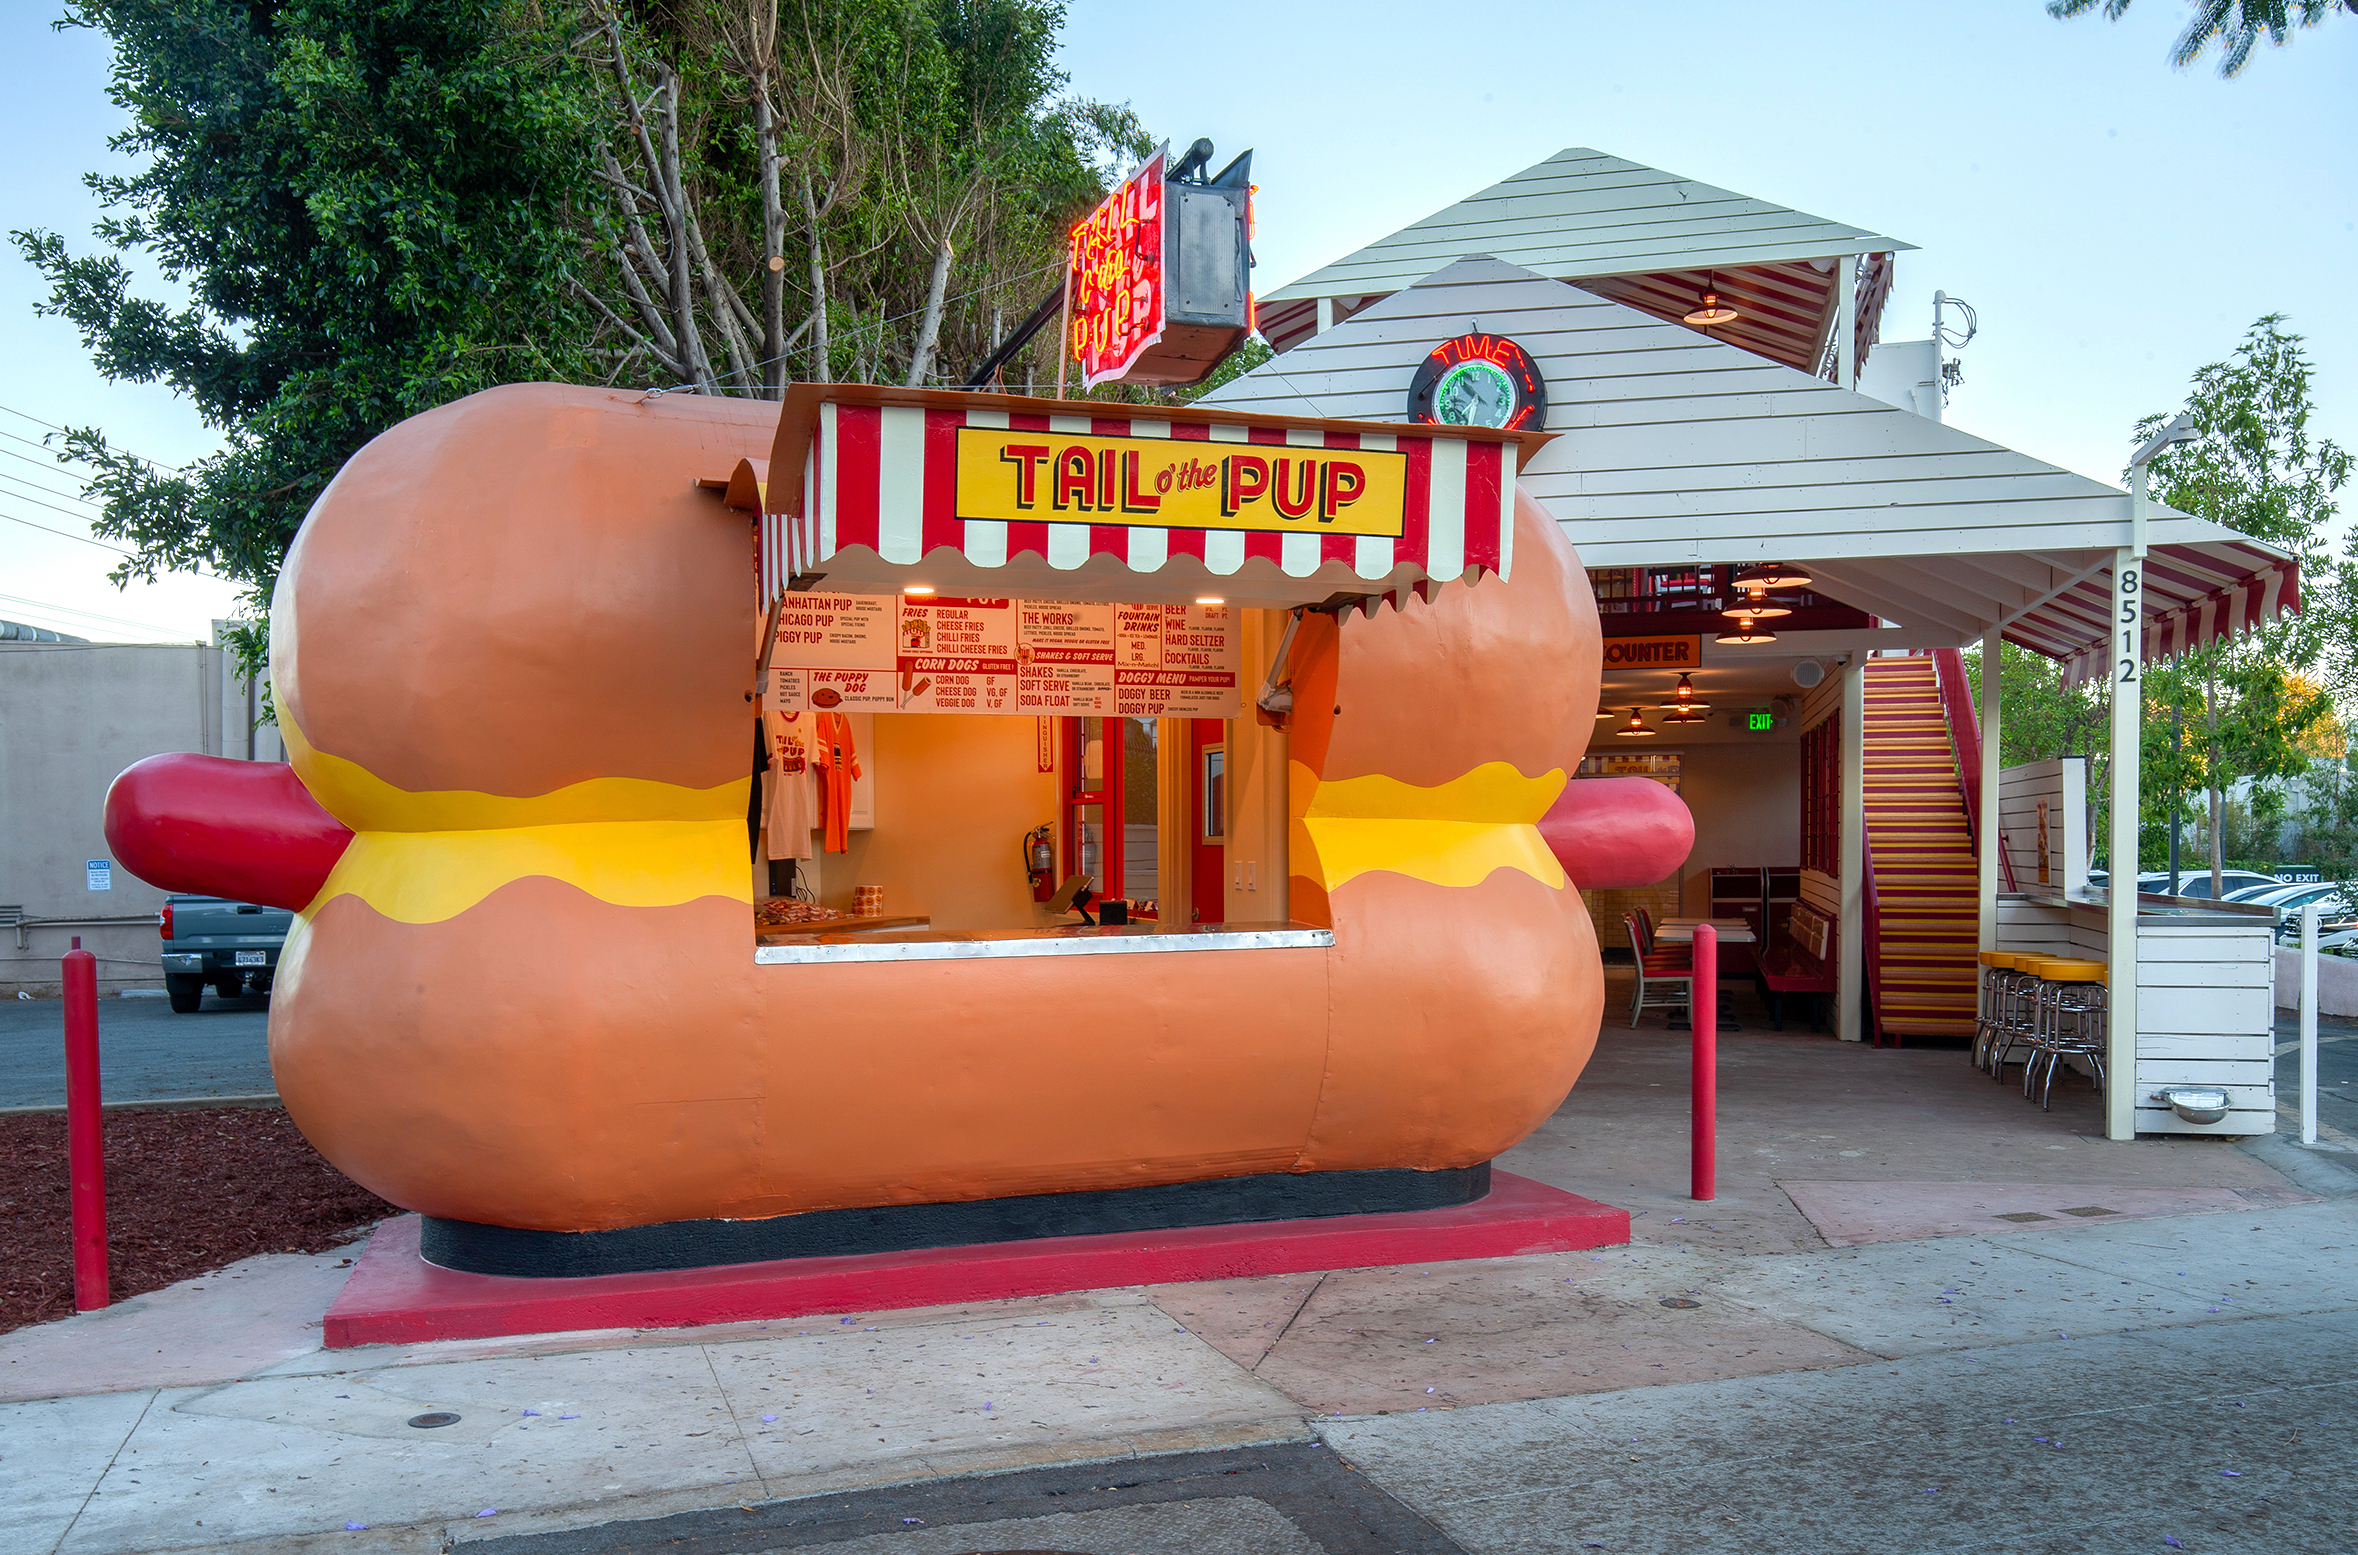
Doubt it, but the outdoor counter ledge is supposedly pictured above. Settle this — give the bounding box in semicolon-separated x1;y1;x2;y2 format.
2006;888;2280;928
752;920;1336;965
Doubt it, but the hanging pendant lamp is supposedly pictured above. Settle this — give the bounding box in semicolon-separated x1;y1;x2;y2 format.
1684;275;1741;327
1613;706;1656;738
1734;561;1813;591
1716;615;1778;645
1722;581;1792;620
1656;671;1714;712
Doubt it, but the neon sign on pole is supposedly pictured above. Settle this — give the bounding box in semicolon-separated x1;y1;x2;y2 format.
1068;145;1168;389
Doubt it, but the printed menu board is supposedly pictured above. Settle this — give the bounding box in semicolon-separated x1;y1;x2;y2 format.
764;594;1238;719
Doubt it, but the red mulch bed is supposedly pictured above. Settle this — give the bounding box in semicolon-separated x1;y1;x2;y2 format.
0;1107;394;1335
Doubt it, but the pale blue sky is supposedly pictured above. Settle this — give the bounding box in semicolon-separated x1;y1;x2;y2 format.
3;1;2352;639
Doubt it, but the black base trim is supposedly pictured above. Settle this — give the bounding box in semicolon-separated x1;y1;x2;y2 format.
421;1162;1491;1279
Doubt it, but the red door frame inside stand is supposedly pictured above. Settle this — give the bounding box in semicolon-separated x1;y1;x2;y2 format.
1190;719;1225;925
1061;717;1123;905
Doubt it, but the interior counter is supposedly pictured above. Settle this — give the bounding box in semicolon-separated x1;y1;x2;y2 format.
753;920;1334;966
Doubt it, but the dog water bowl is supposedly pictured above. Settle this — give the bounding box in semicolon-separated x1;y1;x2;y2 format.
2153;1086;2231;1125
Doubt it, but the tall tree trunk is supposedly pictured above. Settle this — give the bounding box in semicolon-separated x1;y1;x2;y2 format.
653;68;718;393
2207;660;2224;895
904;237;954;388
799;167;830;383
755;81;787;397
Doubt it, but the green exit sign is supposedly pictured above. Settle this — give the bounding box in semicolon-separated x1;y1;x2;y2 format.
1747;711;1775;731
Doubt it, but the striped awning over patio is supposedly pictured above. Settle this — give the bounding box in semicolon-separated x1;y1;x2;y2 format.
2015;538;2301;687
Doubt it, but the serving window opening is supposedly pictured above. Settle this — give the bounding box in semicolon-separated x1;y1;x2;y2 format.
747;592;1318;964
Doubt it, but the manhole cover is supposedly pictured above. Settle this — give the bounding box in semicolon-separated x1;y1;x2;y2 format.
1994;1212;2054;1223
1658;1297;1701;1309
407;1411;462;1429
2060;1206;2119;1218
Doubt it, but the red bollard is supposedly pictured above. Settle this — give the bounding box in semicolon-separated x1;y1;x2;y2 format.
1691;923;1717;1203
63;936;109;1311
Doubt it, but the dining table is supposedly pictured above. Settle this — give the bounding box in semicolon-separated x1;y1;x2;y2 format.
1652;917;1755;1029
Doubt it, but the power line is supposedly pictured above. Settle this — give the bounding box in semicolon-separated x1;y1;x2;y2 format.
0;440;98;480
0;466;101;509
0;590;184;637
0;482;118;526
0;506;135;556
0;402;181;475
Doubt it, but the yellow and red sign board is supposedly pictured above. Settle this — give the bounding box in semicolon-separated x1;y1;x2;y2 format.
1599;634;1703;670
953;427;1407;537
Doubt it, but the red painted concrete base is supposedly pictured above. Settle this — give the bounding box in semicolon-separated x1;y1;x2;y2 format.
323;1171;1627;1348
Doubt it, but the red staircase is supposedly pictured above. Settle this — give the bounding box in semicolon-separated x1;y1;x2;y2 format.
1859;654;1980;1043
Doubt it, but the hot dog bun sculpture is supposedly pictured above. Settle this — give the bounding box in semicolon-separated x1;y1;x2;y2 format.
106;383;1691;1245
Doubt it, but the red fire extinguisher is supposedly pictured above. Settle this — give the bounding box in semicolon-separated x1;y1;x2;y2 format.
1024;825;1056;902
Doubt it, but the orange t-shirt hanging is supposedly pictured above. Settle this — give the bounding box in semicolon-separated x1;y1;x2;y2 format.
812;712;861;854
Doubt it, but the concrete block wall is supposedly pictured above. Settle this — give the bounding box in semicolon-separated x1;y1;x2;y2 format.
1;627;275;996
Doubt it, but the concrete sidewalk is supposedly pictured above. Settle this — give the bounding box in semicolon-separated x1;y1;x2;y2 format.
8;982;2357;1554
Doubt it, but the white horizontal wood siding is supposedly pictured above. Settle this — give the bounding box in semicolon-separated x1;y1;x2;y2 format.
1994;900;2274;1136
1202;259;2265;649
1997;759;2088;896
1264;148;1907;303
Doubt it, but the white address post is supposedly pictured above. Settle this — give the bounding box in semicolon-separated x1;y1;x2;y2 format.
2106;545;2141;1143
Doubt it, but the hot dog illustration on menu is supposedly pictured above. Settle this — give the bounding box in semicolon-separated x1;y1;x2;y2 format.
768;593;1237;718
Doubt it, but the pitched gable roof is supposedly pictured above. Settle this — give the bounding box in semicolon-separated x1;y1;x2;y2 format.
1206;258;2293;664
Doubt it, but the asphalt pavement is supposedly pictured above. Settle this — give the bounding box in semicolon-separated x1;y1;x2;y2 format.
2271;1009;2358;1140
0;991;275;1108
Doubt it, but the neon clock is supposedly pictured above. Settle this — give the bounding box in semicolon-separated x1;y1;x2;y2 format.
1406;333;1548;430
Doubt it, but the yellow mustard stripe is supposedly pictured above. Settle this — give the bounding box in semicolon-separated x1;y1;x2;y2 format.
309;820;751;924
279;707;747;831
1289;761;1567;892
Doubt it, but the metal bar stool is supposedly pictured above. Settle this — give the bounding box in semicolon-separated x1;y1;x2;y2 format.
1973;950;2017;1072
1980;954;2041;1080
2018;958;2108;1110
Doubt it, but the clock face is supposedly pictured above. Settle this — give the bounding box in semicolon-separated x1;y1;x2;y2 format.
1406;334;1547;431
1434;360;1517;427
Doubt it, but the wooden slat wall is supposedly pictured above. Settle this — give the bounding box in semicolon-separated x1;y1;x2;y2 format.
1994;900;2275;1136
1996;759;2088;895
1203;259;2159;579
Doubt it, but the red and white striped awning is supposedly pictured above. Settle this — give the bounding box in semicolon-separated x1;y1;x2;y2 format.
2009;538;2301;687
752;386;1547;610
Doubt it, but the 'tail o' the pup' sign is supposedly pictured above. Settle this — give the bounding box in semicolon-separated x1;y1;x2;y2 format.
953;427;1406;536
1070;146;1166;388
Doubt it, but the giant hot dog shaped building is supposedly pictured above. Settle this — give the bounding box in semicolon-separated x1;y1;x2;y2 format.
105;383;1692;1274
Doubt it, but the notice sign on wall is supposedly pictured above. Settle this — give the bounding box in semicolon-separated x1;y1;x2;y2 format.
766;593;1239;720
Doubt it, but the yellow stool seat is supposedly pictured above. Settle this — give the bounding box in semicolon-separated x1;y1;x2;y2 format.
2025;958;2106;984
1978;950;2015;968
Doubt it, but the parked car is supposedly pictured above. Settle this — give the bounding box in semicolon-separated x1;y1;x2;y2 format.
158;894;290;1013
2221;881;2295;903
2271;895;2358;943
2138;869;2281;900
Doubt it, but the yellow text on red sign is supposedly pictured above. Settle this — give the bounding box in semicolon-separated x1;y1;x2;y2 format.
953;428;1407;536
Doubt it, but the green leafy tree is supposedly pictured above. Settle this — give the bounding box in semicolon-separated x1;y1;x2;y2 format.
2133;316;2349;890
19;0;1160;696
14;1;614;682
2047;0;2356;76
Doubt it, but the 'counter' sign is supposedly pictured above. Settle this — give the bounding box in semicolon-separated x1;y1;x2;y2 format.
953;428;1407;537
1599;634;1702;669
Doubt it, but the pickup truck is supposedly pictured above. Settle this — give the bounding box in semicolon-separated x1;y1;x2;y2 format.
158;894;291;1013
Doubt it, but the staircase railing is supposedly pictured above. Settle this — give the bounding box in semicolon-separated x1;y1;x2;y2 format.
1931;645;2015;890
1930;648;1980;846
